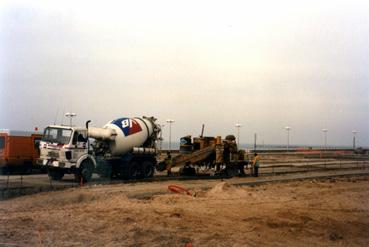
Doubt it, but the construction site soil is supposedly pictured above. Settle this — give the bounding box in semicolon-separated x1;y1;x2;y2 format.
1;176;369;246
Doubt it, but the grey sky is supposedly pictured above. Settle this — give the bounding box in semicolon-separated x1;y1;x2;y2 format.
0;0;368;147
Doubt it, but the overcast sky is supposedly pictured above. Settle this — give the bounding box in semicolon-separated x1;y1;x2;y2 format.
0;0;368;147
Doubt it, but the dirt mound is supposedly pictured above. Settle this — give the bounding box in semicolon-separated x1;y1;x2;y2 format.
207;182;233;194
205;182;251;199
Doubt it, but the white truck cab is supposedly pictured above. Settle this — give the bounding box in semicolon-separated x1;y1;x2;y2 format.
39;125;96;181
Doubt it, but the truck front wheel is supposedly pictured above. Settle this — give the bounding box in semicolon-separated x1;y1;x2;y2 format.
75;159;94;183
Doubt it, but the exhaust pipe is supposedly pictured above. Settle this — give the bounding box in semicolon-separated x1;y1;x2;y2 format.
86;120;91;154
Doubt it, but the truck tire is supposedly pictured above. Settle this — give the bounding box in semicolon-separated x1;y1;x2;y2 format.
125;160;140;179
75;159;94;183
48;168;64;181
142;161;155;178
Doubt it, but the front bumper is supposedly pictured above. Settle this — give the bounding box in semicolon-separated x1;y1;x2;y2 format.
37;158;75;169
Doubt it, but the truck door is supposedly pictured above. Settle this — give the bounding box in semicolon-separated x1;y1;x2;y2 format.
72;131;88;160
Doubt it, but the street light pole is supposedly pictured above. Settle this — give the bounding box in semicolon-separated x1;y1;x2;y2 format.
235;123;242;148
65;112;77;126
352;130;358;150
284;126;291;152
254;133;257;152
166;119;175;152
322;129;328;150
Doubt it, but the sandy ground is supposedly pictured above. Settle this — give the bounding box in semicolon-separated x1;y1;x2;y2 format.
1;176;369;246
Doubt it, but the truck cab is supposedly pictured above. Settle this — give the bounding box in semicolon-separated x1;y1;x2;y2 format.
39;125;95;181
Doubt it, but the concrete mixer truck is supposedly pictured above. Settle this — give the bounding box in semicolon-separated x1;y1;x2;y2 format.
38;116;161;182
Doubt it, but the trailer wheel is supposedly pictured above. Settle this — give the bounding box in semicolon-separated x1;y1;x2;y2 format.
142;161;155;178
77;159;94;183
48;168;64;181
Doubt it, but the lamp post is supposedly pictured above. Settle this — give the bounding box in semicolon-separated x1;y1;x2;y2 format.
352;130;358;150
235;123;242;148
253;133;257;152
65;112;76;126
166;119;175;152
321;129;328;150
284;126;291;152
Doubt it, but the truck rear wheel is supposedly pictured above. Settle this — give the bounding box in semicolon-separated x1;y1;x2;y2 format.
142;161;155;178
125;160;140;179
75;159;94;183
48;168;64;181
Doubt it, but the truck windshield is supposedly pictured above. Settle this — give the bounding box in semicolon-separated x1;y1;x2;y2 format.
42;127;72;145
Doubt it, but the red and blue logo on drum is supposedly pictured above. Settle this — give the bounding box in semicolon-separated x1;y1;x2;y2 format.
112;118;142;136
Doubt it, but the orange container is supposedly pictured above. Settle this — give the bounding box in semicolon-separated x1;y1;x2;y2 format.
0;130;42;173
